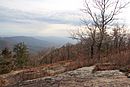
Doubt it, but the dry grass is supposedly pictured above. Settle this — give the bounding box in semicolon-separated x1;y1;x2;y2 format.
0;48;130;86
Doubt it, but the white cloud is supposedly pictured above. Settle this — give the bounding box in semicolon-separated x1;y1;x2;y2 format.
0;0;83;12
0;0;130;37
0;6;81;36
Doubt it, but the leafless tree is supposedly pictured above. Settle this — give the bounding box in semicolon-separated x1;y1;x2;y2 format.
79;0;129;59
112;24;127;52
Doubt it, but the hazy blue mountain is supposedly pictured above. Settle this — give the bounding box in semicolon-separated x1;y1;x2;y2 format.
0;36;77;52
0;36;51;52
36;36;77;46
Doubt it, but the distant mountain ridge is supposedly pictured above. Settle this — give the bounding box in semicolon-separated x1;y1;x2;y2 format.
0;36;52;52
36;36;77;46
0;36;76;52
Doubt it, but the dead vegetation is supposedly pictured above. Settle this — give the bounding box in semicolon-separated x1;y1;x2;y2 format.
0;0;130;86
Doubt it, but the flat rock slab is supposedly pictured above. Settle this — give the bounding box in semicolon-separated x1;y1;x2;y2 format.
6;66;130;87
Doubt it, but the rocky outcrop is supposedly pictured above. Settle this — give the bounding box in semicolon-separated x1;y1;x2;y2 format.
0;62;130;87
0;70;24;87
92;63;120;73
119;65;130;78
3;66;130;87
120;65;130;72
0;61;72;87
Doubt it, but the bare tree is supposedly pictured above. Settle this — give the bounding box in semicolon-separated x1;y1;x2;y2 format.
112;24;127;52
70;25;97;59
81;0;129;59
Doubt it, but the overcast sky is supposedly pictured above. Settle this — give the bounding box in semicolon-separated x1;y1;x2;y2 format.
0;0;130;37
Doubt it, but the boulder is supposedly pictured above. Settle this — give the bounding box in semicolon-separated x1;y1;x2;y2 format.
119;65;130;73
92;63;120;73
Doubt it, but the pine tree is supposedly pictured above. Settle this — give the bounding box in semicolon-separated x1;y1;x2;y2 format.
13;42;29;68
0;48;13;74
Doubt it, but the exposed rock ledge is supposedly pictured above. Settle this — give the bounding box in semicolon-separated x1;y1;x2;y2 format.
4;66;130;87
